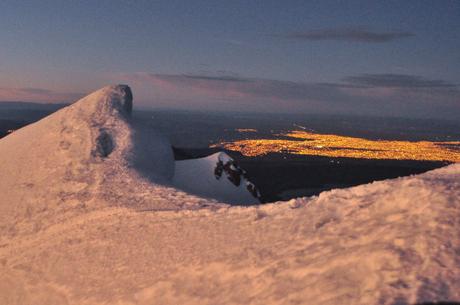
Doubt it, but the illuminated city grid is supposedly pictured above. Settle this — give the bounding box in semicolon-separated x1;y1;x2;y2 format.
217;131;460;162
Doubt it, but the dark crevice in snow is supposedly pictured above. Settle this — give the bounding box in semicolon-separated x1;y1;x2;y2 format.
94;129;114;158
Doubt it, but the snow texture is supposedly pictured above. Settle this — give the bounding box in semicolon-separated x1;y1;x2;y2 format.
0;85;459;305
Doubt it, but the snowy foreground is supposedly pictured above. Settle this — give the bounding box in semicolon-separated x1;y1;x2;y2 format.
0;85;459;305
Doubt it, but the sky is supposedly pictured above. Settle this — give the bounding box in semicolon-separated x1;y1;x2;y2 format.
0;0;459;119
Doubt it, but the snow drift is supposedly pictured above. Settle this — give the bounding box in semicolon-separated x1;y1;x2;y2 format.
0;85;459;305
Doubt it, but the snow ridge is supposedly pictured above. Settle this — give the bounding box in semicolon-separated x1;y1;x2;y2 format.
0;85;220;222
0;85;459;305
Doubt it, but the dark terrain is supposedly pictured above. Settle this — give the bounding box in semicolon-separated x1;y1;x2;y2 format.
174;147;449;203
0;102;66;137
233;152;448;203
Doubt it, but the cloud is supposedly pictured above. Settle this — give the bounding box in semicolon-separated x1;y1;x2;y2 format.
0;87;83;103
125;72;349;103
281;27;414;43
342;74;457;88
122;72;460;119
161;74;250;83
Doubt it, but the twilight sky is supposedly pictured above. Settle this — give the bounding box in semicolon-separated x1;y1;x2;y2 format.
0;0;459;119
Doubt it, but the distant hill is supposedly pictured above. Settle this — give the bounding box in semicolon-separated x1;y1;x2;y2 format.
0;101;68;110
0;101;68;122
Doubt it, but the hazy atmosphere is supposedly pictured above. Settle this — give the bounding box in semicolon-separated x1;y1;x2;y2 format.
1;0;459;118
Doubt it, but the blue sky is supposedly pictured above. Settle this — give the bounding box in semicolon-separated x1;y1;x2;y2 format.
0;0;459;119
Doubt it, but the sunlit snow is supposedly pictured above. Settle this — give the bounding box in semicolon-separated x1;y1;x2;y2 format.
0;85;459;305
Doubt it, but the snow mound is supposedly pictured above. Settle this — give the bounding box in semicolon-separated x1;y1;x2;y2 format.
0;85;220;220
0;85;459;305
173;152;261;204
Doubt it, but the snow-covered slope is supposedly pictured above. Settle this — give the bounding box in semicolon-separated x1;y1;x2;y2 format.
0;85;220;216
0;85;459;305
173;152;261;204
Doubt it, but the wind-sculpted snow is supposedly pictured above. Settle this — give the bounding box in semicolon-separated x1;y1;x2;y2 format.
0;85;459;305
0;85;217;216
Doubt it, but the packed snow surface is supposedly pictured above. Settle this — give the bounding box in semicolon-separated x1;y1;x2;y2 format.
0;85;459;305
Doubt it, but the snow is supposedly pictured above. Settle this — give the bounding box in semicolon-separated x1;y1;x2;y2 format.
173;152;260;204
0;85;459;305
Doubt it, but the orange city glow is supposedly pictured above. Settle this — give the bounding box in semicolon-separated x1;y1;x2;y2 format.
217;131;460;162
